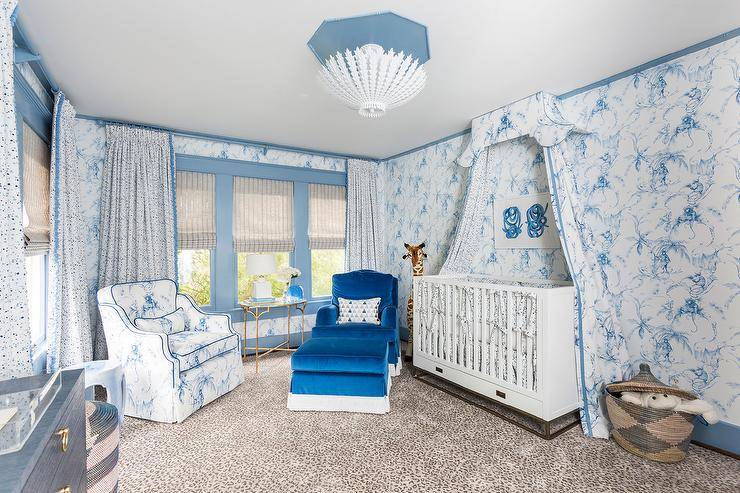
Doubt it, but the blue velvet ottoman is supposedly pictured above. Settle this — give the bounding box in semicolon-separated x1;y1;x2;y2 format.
287;337;390;414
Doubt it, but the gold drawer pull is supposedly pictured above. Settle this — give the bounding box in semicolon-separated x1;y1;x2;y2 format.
55;427;69;452
57;486;71;493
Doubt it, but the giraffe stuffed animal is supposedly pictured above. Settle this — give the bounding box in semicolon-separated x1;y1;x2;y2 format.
402;242;427;359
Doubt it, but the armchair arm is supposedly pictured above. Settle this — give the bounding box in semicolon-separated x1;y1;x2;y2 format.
98;302;178;384
380;305;397;331
176;293;236;336
316;304;339;326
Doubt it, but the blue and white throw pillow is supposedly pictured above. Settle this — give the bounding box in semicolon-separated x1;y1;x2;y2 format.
134;307;187;334
337;297;381;325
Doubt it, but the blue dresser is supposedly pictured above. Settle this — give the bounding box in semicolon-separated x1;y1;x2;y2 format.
0;370;86;493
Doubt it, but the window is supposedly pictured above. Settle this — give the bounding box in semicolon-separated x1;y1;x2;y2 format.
178;250;212;306
176;171;216;306
308;184;346;297
311;249;345;297
21;122;51;254
233;176;294;252
237;252;290;301
233;176;295;301
175;155;346;314
21;123;51;354
25;255;47;347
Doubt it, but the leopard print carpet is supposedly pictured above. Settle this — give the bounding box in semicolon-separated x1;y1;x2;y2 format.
119;353;739;493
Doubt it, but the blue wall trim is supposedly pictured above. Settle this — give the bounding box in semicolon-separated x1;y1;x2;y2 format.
13;21;58;95
559;27;740;100
692;419;740;457
175;154;347;185
13;66;52;144
76;114;376;162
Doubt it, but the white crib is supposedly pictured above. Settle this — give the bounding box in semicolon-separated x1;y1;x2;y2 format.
412;275;579;423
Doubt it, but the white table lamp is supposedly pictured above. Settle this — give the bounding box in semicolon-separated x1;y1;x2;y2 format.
246;254;276;299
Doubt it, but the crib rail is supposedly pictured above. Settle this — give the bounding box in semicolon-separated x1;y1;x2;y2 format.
414;276;540;393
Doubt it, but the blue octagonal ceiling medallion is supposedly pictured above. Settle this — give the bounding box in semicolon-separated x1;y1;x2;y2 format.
308;11;430;65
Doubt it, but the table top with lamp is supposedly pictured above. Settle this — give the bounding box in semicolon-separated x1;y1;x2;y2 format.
240;253;308;371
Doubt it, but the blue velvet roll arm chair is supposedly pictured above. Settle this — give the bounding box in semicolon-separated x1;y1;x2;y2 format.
312;270;401;376
97;279;244;423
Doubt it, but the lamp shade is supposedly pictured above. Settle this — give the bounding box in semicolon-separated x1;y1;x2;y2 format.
245;253;276;276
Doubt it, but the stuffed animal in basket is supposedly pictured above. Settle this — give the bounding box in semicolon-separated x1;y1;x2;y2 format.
620;391;719;424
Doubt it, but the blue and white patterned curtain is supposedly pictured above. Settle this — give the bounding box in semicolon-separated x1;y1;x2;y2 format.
0;0;32;380
95;124;177;359
345;159;384;272
47;93;94;371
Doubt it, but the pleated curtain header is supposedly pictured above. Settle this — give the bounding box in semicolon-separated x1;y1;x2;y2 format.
22;122;51;255
233;176;294;252
176;171;216;250
308;183;346;249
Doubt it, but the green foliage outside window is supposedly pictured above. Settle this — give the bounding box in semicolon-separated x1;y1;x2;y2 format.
311;249;345;298
177;249;211;306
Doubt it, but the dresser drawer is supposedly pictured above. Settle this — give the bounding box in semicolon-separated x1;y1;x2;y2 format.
22;380;86;493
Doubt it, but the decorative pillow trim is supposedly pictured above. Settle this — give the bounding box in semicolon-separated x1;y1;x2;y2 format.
337;297;381;325
134;307;187;334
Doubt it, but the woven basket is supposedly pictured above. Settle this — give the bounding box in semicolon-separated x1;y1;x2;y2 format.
605;363;696;463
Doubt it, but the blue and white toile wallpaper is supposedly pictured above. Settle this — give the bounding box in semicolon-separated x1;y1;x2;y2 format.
468;136;569;280
551;35;740;433
74;119;344;337
380;134;470;332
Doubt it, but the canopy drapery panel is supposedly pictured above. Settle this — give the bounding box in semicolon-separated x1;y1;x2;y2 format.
308;183;346;250
233;176;294;253
176;171;216;250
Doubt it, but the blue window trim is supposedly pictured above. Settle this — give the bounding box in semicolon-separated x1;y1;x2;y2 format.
175;154;346;323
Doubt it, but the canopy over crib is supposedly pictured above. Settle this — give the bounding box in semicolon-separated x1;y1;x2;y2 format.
441;92;584;275
455;92;585;168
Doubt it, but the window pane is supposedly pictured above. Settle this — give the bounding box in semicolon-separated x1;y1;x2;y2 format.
178;250;211;306
311;249;345;298
25;254;46;346
237;252;290;301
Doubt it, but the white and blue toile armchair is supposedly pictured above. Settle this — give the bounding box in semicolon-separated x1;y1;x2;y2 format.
97;279;244;423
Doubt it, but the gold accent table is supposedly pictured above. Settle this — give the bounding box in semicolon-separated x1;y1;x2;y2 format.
240;296;307;372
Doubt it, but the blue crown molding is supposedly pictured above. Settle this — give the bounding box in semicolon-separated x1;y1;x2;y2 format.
175;154;346;185
12;20;58;96
383;128;472;161
14;65;52;144
382;27;740;162
76;114;377;162
308;11;430;65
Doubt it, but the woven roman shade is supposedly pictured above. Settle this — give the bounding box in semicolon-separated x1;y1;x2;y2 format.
308;183;346;249
176;171;216;250
22;122;51;255
233;176;294;252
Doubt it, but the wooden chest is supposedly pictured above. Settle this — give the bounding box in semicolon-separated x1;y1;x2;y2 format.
0;370;86;493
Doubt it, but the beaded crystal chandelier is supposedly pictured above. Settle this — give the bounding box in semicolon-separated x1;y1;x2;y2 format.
318;43;427;118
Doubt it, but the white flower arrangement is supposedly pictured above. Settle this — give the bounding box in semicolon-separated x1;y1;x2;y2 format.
276;266;301;282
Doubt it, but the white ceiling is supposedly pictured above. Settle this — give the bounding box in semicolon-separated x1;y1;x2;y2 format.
18;0;740;159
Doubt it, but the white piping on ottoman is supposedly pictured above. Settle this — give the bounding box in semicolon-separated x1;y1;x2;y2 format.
389;355;403;377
